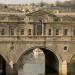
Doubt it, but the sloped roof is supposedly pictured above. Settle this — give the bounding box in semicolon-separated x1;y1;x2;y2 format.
26;9;57;18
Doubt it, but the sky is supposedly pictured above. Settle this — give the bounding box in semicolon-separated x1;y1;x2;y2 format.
0;0;65;4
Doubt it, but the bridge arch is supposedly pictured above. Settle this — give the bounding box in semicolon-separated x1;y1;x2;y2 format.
68;53;75;74
0;53;8;63
17;46;61;75
17;46;62;63
0;55;6;75
0;54;14;75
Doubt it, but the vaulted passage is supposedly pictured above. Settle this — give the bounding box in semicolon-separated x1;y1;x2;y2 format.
17;48;59;75
0;55;6;75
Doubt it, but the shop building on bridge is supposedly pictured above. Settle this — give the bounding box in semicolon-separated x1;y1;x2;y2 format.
0;9;75;75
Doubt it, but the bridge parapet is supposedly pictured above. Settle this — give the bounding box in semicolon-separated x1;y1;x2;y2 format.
0;35;74;42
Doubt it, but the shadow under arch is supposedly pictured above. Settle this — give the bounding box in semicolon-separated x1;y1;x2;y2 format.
40;48;59;74
0;55;6;75
17;46;60;63
0;55;14;75
17;47;59;75
68;54;75;74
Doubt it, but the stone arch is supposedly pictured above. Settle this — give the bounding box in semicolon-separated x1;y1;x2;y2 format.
17;46;61;75
17;46;62;63
69;52;75;62
0;54;8;63
0;55;6;75
68;53;75;74
0;54;14;75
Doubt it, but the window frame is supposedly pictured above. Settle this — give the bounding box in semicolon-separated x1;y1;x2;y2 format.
10;28;14;35
56;29;59;35
28;29;32;35
64;29;68;36
1;29;5;35
21;29;24;35
48;29;51;35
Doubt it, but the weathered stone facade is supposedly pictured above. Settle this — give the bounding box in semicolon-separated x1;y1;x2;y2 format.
0;9;75;74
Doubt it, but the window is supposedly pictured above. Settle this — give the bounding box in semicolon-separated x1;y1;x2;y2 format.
73;29;75;35
64;29;68;35
34;20;42;35
36;23;42;35
64;46;67;50
48;29;51;35
28;29;31;35
1;29;5;35
54;18;59;21
21;29;24;35
36;20;42;35
10;29;14;35
56;29;59;35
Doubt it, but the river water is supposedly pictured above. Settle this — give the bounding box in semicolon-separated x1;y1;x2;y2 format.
18;48;45;75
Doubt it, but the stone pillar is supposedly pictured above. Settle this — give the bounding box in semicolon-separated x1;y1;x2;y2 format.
59;62;62;75
61;60;67;75
42;23;44;36
6;63;13;75
13;64;18;75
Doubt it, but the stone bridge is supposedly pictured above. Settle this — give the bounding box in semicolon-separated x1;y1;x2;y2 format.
0;10;75;75
0;35;75;75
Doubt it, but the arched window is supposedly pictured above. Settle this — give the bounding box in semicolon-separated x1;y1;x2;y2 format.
64;46;67;51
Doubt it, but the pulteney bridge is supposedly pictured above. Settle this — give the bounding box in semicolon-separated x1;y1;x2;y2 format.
0;10;75;75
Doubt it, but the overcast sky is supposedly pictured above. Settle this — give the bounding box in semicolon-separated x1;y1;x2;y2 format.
0;0;65;4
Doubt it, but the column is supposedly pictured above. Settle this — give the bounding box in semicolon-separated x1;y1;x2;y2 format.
42;23;44;36
61;60;67;75
13;63;18;75
33;24;36;35
6;62;13;75
59;62;62;75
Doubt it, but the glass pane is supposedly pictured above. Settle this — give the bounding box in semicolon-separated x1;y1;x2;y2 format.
48;29;51;35
64;29;68;35
56;29;59;35
28;29;31;35
21;29;24;35
37;24;42;35
10;29;14;35
1;29;5;35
